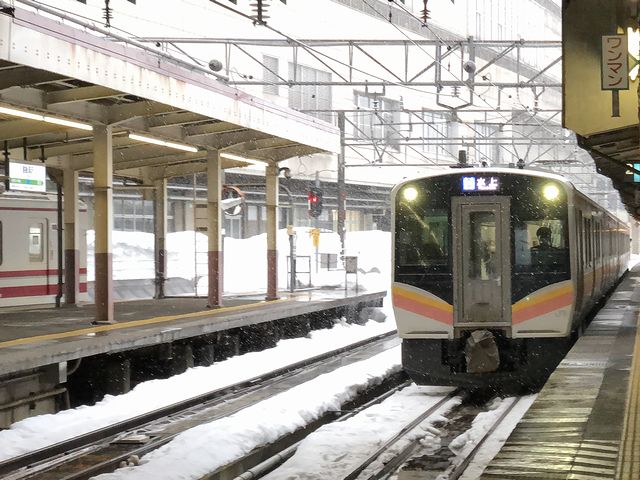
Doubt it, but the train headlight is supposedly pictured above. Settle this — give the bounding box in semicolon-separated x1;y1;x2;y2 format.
402;186;418;202
542;184;560;201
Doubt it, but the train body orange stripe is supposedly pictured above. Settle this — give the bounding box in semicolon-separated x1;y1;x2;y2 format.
393;294;453;324
512;283;573;314
512;291;573;324
392;285;453;325
392;286;453;311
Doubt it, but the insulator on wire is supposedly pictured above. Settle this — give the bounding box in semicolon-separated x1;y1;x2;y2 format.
250;0;270;24
420;0;430;24
103;0;112;27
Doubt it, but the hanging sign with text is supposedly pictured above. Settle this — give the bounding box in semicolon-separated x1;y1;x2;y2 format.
602;35;629;90
9;161;46;192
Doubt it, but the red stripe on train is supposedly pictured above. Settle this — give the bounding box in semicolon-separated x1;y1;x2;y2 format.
0;283;87;298
0;268;88;278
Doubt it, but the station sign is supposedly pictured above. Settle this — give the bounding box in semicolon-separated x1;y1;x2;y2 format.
9;161;46;192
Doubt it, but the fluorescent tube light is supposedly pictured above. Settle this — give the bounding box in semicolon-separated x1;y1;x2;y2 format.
43;116;93;131
0;106;43;121
128;133;198;153
0;105;93;130
220;152;268;166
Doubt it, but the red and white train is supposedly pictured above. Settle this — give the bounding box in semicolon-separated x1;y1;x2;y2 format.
0;193;88;307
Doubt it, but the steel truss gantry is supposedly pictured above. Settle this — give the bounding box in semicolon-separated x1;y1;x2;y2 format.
134;37;562;90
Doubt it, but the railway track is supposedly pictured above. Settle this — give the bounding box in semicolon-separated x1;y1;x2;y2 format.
0;330;400;480
246;392;527;480
370;395;527;480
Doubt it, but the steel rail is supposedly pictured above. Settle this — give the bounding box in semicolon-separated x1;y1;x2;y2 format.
445;396;524;480
342;389;461;480
229;381;413;480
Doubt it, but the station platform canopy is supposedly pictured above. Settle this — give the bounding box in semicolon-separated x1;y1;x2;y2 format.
563;0;640;219
0;3;339;182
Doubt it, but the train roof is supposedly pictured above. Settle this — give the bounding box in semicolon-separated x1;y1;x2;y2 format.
391;167;573;193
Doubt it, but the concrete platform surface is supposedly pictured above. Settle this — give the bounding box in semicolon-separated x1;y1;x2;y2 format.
0;288;386;376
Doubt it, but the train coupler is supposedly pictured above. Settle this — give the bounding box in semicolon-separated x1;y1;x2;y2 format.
464;330;500;373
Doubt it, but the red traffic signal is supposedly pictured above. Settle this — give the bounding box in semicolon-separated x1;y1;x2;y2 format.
308;189;323;217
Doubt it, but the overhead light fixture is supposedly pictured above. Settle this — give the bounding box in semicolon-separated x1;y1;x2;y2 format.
128;133;198;153
0;105;93;131
220;152;268;166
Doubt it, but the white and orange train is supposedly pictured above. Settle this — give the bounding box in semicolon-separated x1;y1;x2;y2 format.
392;168;629;388
0;193;89;307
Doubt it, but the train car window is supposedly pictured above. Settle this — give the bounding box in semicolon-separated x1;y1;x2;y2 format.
469;212;497;280
0;221;2;265
29;224;44;262
514;219;567;272
396;211;449;269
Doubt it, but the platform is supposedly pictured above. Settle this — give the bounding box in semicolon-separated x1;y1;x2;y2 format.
480;265;640;479
0;289;385;377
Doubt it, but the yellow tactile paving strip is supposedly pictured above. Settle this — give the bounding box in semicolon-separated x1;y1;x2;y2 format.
616;313;640;480
0;299;288;350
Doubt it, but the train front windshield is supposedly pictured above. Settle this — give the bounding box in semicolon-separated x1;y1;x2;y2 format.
395;173;570;304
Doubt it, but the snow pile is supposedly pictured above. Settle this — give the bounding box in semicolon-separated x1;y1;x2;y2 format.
0;316;395;461
94;347;403;480
86;228;391;294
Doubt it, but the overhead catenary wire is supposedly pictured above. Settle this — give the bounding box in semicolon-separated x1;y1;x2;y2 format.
205;0;531;164
388;0;567;147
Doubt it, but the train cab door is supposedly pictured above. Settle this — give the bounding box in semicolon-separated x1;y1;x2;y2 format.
452;197;511;329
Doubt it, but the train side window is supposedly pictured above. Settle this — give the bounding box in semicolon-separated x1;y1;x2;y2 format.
514;219;568;272
29;223;44;262
0;221;2;265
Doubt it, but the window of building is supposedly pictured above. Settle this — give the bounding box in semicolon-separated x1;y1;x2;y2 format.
474;122;499;165
421;110;449;160
263;55;280;96
29;224;44;262
354;92;402;150
288;63;332;123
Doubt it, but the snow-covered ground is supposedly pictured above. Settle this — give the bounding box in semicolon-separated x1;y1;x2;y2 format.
0;314;395;461
94;347;404;480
